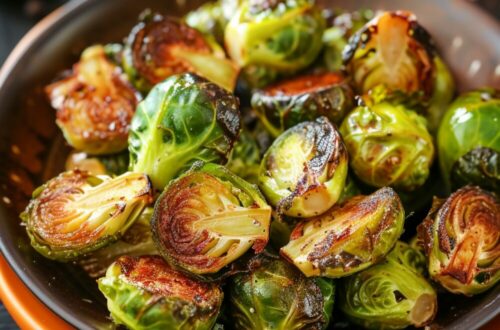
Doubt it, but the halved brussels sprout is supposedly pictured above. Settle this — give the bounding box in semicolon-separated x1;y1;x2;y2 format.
251;72;354;137
226;128;262;184
129;73;241;190
98;255;223;330
343;11;436;100
281;187;405;277
229;255;335;330
225;0;325;88
339;101;434;191
417;186;500;296
437;89;500;192
123;12;238;92
258;116;348;218
338;242;437;329
151;162;271;276
65;151;129;176
46;45;140;155
20;170;153;261
78;208;157;278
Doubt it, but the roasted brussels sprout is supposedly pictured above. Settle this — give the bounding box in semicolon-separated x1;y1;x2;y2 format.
20;170;153;261
129;73;241;190
281;187;404;277
46;45;140;155
78;208;157;278
258;117;348;217
339;101;434;191
343;11;436;100
123;12;238;92
321;9;374;71
152;162;271;276
437;89;500;192
229;255;335;329
251;72;354;137
226;128;261;184
338;242;437;329
417;186;500;295
98;255;223;330
225;0;325;88
65;151;129;176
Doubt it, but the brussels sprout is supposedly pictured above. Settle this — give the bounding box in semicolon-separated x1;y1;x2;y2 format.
98;255;223;330
78;208;157;278
338;242;437;329
258;117;348;217
417;186;500;296
251;72;354;137
129;73;241;190
437;89;500;192
226;128;261;184
337;174;362;204
152;162;271;276
45;45;140;155
339;101;434;191
225;0;325;88
321;9;375;71
65;151;129;176
20;170;153;261
229;255;335;329
343;11;436;100
123;12;238;92
281;187;405;277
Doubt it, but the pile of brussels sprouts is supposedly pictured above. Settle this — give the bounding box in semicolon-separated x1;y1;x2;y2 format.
21;0;499;329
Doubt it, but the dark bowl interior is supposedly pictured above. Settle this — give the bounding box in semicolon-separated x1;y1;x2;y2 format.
0;0;498;329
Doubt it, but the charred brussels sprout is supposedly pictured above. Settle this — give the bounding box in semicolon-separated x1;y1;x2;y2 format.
20;171;153;261
281;187;405;277
227;128;262;184
152;162;271;276
343;11;436;100
417;186;500;295
251;72;354;137
225;0;325;88
338;242;437;329
340;101;434;191
258;117;348;218
66;151;129;176
123;12;238;92
129;73;241;190
98;256;223;330
438;89;500;193
229;255;335;329
46;45;140;155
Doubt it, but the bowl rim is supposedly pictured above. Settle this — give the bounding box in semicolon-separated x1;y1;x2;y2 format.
0;0;499;329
